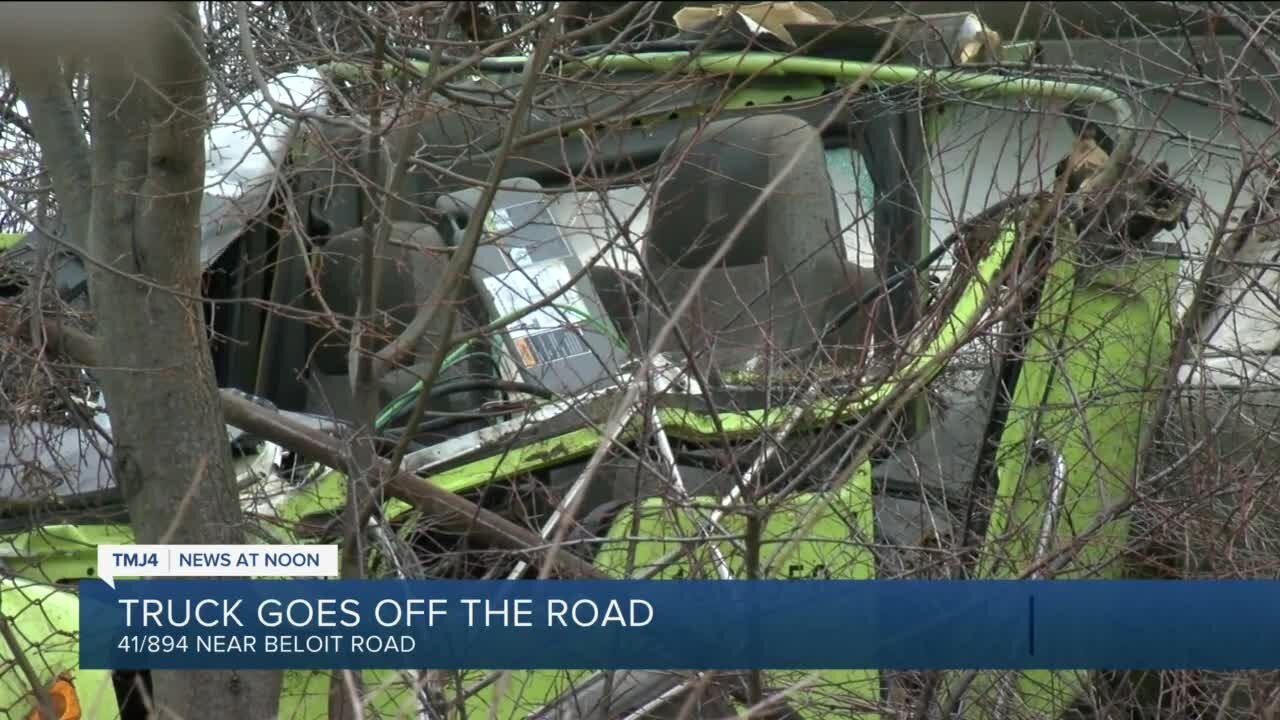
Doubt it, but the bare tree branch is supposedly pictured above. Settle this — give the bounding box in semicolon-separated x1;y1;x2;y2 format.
8;57;92;252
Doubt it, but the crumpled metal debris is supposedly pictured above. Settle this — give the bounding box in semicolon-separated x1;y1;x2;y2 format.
673;1;834;46
673;2;1002;65
1053;109;1192;264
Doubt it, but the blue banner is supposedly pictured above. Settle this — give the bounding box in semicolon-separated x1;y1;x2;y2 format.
78;579;1280;670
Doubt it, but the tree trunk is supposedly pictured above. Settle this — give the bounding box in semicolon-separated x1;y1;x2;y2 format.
24;2;283;717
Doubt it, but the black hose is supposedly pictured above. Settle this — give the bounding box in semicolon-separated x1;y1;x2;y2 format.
383;378;556;429
431;378;556;401
407;414;486;439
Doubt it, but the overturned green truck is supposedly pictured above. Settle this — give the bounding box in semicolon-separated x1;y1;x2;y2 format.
0;10;1193;720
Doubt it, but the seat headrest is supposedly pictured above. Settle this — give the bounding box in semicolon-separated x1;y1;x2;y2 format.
637;114;852;373
306;221;447;375
645;114;844;272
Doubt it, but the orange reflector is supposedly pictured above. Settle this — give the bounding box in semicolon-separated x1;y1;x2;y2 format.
24;673;81;720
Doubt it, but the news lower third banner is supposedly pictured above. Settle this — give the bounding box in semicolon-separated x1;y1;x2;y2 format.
79;579;1280;671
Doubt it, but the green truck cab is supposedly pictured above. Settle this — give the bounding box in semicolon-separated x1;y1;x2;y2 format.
0;10;1191;719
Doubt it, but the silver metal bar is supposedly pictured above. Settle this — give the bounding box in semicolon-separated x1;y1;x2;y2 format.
505;399;648;580
1031;439;1068;577
401;383;622;474
365;516;440;720
649;409;733;581
617;674;709;720
993;440;1068;717
703;386;821;531
506;359;688;580
528;387;818;717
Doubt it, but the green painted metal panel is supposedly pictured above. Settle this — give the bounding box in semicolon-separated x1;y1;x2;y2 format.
466;461;879;720
969;228;1180;718
0;578;120;720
